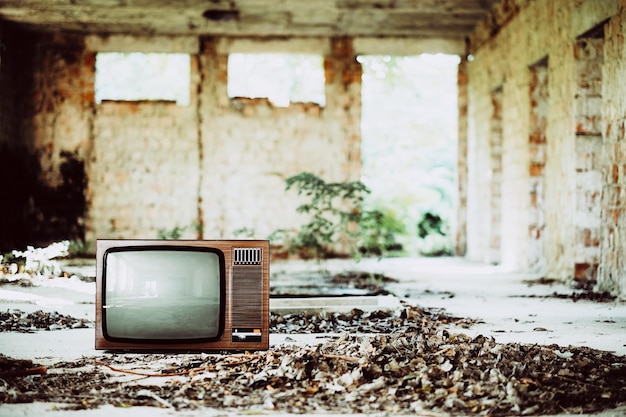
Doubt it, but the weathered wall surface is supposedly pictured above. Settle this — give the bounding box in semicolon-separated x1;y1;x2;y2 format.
4;0;625;297
528;60;548;274
1;29;362;250
197;37;361;240
574;36;603;281
0;27;91;251
598;4;626;296
466;0;625;295
89;100;200;240
85;36;201;242
455;60;468;256
30;33;94;187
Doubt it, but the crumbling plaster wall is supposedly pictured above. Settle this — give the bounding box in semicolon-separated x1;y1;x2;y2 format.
2;20;461;253
466;0;625;295
86;36;201;243
85;36;362;244
0;26;92;250
5;31;363;249
197;37;362;240
599;6;626;296
30;33;94;187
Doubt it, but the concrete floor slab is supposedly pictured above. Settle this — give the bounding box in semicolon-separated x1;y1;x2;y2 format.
271;257;626;356
1;256;625;416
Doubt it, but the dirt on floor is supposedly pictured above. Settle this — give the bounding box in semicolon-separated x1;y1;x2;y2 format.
1;302;625;416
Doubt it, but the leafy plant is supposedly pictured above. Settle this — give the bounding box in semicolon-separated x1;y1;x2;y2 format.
417;212;446;239
271;172;402;261
157;222;202;240
357;208;406;256
416;211;453;256
67;239;88;257
233;227;256;238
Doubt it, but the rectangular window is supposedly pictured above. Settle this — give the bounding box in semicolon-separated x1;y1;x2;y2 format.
227;53;325;107
95;53;190;105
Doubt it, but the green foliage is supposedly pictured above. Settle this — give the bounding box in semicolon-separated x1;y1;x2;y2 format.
272;172;402;261
0;252;15;266
67;239;88;257
357;208;406;256
359;55;459;253
157;226;186;240
416;211;454;257
417;212;446;239
233;227;256;238
157;222;202;240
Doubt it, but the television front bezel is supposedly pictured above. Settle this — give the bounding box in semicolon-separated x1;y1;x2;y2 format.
95;239;270;351
102;245;226;344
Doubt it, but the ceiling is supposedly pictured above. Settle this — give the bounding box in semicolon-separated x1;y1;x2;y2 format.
0;0;498;41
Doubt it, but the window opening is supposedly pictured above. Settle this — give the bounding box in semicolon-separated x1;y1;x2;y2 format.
95;52;190;105
358;54;460;256
227;53;325;107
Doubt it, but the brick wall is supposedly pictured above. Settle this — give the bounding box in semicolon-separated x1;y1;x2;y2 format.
4;31;362;250
574;35;603;282
466;0;625;296
197;37;361;240
30;33;94;187
89;100;200;240
488;87;503;264
0;27;92;250
0;26;364;250
528;59;548;273
455;60;468;256
598;5;626;295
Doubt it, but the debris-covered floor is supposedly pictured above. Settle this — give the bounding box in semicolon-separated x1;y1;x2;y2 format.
0;257;625;416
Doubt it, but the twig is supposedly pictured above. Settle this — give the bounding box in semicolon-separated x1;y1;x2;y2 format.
432;346;454;356
222;355;260;366
96;361;208;377
322;353;360;363
95;354;259;378
0;366;47;377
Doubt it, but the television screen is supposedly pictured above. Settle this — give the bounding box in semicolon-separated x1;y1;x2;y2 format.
96;239;269;351
103;247;224;342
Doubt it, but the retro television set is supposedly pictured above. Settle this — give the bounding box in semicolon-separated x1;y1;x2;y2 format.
95;239;269;351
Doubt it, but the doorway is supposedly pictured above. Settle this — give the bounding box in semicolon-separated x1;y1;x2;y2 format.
358;54;460;255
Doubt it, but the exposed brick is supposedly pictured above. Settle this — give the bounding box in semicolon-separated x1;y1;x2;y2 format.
574;262;598;281
529;163;544;177
529;131;546;144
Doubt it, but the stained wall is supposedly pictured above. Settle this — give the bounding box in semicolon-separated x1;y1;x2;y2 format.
598;6;626;296
0;27;92;250
196;37;361;240
85;36;361;243
465;0;625;295
0;29;363;250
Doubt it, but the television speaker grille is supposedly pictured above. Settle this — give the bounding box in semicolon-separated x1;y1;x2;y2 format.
233;247;261;265
231;263;263;330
